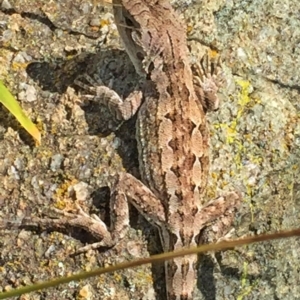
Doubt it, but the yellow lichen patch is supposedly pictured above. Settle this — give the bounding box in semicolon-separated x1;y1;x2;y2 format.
89;18;111;32
225;125;237;144
113;272;123;283
11;61;29;71
78;284;93;300
100;19;110;27
211;172;218;180
53;178;79;209
223;79;260;147
211;78;265;198
208;49;219;59
235;79;260;119
206;186;217;199
134;269;153;283
186;24;193;34
54;198;67;210
236;80;251;118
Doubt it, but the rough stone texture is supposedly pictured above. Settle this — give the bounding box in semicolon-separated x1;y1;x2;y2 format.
0;0;299;299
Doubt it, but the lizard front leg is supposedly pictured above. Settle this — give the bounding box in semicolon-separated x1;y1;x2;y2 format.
192;53;224;112
74;74;143;122
48;76;167;252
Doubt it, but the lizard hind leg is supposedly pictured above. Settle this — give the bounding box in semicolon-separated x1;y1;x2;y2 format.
197;191;241;244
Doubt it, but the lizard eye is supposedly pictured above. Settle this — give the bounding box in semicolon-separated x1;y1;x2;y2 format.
136;52;144;62
125;16;133;27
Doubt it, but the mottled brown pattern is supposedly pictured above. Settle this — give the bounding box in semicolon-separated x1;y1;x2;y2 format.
110;1;241;299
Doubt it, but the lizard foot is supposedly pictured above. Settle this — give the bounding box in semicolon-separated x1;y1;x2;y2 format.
192;53;224;112
74;73;142;122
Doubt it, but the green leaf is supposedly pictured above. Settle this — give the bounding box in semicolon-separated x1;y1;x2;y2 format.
0;81;41;143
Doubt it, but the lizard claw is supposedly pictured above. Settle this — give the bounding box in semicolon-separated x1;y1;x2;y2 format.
192;52;225;112
74;74;106;98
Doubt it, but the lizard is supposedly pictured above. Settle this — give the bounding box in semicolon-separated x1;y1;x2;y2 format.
1;1;241;299
73;1;241;298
